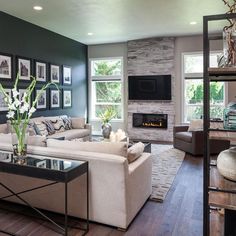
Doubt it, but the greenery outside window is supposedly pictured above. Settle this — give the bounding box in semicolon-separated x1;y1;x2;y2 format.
90;58;123;120
183;52;226;123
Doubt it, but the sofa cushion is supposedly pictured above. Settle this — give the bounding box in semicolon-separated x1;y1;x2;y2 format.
175;132;192;143
71;117;85;129
43;120;55;135
188;119;203;132
0;133;46;146
47;139;128;157
49;129;90;140
0;124;8;134
60;115;72;130
50;118;65;133
34;121;48;136
127;142;145;163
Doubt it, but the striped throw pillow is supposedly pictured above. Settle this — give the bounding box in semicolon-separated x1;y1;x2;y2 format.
43;120;56;135
34;121;49;136
60;116;72;130
50;118;65;133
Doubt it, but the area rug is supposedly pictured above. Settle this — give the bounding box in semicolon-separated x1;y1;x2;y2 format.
150;144;185;202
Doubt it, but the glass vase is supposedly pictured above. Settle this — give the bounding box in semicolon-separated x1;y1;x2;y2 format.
11;121;29;162
223;24;236;67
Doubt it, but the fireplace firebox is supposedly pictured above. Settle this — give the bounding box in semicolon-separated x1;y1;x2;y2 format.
133;113;168;129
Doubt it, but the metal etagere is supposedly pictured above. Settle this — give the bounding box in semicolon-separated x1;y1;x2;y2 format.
203;13;236;236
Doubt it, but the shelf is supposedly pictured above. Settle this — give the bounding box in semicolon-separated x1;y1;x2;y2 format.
210;210;224;236
210;76;236;82
208;67;236;76
210;166;236;193
209;128;236;132
209;191;236;211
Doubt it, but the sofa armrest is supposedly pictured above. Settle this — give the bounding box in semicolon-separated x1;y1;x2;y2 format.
173;125;189;135
84;124;92;141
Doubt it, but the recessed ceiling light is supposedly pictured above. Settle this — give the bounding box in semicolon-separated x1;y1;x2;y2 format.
190;21;197;25
33;6;43;11
87;32;93;36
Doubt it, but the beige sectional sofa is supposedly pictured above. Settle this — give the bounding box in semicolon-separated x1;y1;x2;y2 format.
0;138;152;229
0;115;92;141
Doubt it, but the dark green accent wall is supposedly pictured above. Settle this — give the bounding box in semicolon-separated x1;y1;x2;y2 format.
0;11;88;123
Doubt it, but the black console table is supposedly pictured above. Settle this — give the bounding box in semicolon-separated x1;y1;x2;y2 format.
0;151;89;236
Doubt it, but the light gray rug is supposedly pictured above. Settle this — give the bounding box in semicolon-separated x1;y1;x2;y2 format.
150;144;185;202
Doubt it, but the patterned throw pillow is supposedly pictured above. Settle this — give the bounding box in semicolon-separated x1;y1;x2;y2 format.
43;120;56;135
34;121;49;136
60;116;72;130
50;118;65;133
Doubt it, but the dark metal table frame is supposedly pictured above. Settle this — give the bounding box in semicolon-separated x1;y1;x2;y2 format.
0;153;89;236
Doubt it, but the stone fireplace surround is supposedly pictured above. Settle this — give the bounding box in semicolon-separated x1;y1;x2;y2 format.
127;37;175;142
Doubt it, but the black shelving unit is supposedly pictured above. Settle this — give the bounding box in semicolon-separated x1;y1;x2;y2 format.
203;13;236;236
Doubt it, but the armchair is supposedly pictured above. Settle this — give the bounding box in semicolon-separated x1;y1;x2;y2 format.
173;125;230;156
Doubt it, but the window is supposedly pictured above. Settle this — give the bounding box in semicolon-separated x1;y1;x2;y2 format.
183;52;226;122
90;58;123;120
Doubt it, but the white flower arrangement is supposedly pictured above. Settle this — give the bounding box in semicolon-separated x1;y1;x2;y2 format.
0;73;58;156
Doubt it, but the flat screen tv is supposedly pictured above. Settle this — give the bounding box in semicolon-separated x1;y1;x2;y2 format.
128;75;171;101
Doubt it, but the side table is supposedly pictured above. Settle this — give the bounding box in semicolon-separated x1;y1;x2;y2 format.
0;151;89;236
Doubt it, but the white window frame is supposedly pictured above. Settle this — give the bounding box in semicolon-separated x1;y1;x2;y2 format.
181;51;228;123
89;57;124;122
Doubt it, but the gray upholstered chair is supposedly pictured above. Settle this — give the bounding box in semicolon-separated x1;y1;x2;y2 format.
173;125;230;156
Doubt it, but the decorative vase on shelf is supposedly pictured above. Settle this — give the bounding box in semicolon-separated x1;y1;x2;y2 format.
217;148;236;182
11;121;29;162
222;25;236;67
223;102;236;130
102;123;112;139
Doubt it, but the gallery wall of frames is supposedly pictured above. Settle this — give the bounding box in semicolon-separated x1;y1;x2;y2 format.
0;53;73;111
0;11;88;123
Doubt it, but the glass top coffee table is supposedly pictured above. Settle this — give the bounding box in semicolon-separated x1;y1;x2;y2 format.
0;151;89;236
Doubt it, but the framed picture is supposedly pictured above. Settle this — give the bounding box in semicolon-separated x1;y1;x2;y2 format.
35;89;47;110
35;60;47;82
50;64;60;84
36;160;47;168
17;56;31;81
0;88;11;112
0;53;12;80
19;89;31;105
63;66;72;85
63;89;72;108
50;89;60;109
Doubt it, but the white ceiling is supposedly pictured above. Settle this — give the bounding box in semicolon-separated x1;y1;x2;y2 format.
0;0;227;45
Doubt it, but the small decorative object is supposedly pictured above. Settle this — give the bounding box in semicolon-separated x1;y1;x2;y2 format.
0;53;12;79
50;89;60;109
0;73;58;162
220;0;236;67
99;107;116;139
35;61;47;82
217;147;236;181
63;89;72;108
17;57;31;80
223;102;236;129
63;66;72;85
50;64;60;83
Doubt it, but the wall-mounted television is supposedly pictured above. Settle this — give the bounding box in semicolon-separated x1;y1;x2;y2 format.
128;75;171;101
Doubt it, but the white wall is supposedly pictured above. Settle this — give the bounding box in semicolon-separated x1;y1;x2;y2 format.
88;43;128;134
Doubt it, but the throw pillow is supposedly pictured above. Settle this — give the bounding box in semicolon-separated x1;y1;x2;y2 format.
127;142;145;163
71;117;85;129
47;139;128;157
50;118;65;133
43;120;56;135
188;119;203;132
60;116;72;130
34;121;49;136
47;136;65;141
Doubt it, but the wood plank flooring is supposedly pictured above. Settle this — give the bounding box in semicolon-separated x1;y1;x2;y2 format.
0;154;203;236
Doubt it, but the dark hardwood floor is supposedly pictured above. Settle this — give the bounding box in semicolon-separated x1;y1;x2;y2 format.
0;154;203;236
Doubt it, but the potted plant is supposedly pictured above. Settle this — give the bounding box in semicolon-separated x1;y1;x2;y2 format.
0;73;58;161
99;107;116;139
